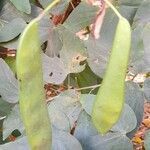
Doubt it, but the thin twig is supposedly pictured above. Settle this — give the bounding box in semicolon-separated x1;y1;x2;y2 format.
89;86;98;94
76;84;101;91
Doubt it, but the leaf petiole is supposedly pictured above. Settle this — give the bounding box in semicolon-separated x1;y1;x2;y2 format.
104;0;122;19
37;0;60;21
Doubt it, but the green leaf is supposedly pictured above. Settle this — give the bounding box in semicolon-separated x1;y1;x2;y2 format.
0;1;41;22
92;18;131;134
48;108;70;132
0;18;26;43
45;28;62;57
0;58;18;103
74;111;99;149
48;90;82;130
143;78;150;102
3;105;24;140
9;0;31;14
38;16;54;44
118;5;137;24
64;1;98;32
80;94;95;115
39;0;69;14
143;24;150;72
75;65;102;94
118;0;142;6
4;57;16;74
125;81;144;138
39;26;87;82
16;19;52;150
38;0;52;8
0;38;18;49
0;98;12;118
80;94;137;134
129;24;145;73
74;111;134;150
0;0;4;11
85;8;118;77
0;12;53;49
52;128;82;150
111;104;137;133
42;54;68;84
0;137;30;150
58;27;87;73
89;132;133;150
133;1;150;25
1;128;83;150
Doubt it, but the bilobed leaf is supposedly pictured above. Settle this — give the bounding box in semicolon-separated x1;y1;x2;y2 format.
48;90;82;129
16;19;52;150
74;111;134;150
92;17;131;134
64;1;98;32
9;0;31;14
0;58;18;103
0;18;26;43
80;94;137;134
41;25;87;77
85;8;118;77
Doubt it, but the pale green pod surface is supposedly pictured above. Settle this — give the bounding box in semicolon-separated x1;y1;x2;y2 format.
16;19;52;150
92;18;131;134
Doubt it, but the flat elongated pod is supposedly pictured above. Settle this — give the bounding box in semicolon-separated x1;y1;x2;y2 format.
16;19;52;150
92;18;131;134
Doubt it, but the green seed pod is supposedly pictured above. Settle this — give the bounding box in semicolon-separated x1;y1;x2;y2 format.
16;19;52;150
92;17;131;134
